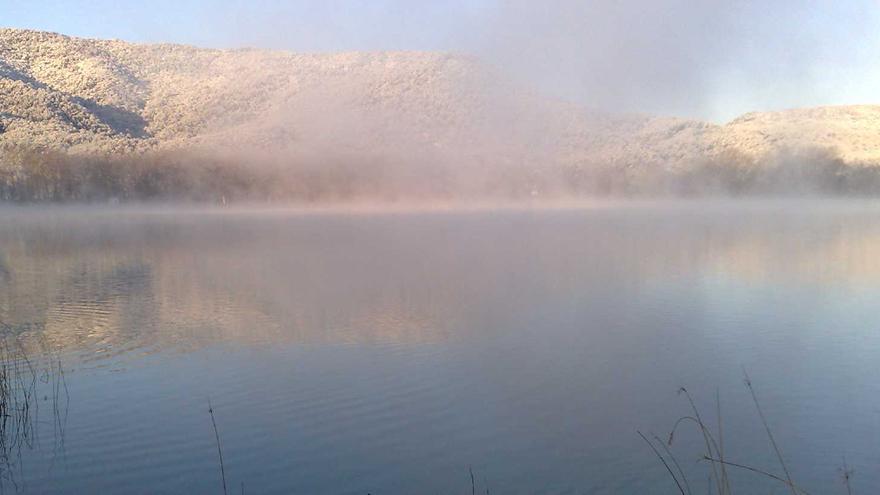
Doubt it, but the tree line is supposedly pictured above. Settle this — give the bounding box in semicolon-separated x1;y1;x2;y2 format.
3;145;880;203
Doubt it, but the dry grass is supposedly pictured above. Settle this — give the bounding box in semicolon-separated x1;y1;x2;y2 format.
641;373;861;495
0;324;69;490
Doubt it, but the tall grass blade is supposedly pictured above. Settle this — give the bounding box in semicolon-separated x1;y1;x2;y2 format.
638;430;686;495
742;370;796;495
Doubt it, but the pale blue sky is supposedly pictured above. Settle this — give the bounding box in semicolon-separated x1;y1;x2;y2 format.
2;0;495;51
3;0;880;121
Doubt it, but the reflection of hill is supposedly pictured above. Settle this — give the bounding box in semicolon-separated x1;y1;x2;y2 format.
2;204;880;363
704;226;880;286
0;210;473;360
625;203;880;286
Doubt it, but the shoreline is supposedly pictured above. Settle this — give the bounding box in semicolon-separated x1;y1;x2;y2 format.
3;196;880;217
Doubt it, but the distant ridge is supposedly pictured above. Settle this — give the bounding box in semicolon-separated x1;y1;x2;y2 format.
2;28;880;172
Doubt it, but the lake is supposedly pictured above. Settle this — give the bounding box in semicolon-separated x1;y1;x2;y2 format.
0;201;879;494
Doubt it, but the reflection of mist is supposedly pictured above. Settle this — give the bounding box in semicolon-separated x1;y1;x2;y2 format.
1;204;880;363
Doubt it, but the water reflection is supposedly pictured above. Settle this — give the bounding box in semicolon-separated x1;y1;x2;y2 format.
0;203;879;493
1;203;880;363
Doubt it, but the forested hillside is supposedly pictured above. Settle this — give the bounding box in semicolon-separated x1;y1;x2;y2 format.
3;28;880;201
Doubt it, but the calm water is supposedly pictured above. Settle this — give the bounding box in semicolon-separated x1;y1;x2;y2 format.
1;202;880;494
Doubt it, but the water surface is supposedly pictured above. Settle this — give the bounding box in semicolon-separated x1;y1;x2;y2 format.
1;202;879;494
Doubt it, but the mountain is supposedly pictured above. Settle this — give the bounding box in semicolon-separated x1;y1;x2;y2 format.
1;28;879;199
0;28;499;154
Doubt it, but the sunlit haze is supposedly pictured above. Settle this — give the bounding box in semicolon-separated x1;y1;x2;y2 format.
5;0;880;120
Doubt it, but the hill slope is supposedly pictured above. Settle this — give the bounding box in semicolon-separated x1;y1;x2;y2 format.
0;28;500;154
1;28;880;199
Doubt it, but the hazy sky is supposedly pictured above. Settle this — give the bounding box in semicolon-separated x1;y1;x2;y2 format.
4;0;880;121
